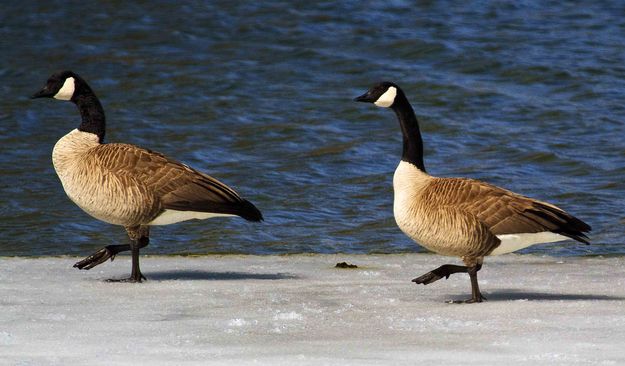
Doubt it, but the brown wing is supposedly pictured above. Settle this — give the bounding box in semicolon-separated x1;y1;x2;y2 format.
91;143;262;221
424;177;590;244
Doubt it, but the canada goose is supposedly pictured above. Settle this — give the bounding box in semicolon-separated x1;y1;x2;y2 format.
355;82;591;303
31;70;263;282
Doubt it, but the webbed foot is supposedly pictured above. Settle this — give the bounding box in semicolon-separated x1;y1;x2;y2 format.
448;293;487;304
412;270;448;285
74;245;124;270
412;264;469;285
105;272;147;283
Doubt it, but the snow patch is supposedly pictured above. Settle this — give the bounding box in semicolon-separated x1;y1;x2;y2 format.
273;311;303;321
228;318;249;327
0;331;14;345
0;254;624;365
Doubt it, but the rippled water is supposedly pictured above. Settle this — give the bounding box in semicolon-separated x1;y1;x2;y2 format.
1;1;624;257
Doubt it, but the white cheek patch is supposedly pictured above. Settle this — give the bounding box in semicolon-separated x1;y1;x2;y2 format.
54;77;75;100
374;86;397;108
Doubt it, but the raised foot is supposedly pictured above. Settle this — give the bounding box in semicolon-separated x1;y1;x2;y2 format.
412;269;450;285
74;246;118;270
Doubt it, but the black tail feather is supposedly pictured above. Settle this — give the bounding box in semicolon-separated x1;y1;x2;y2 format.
236;199;263;222
532;202;591;245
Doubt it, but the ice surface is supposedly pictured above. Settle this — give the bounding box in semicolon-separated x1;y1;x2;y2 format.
1;254;624;365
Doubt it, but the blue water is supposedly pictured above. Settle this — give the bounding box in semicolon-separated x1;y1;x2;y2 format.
1;1;624;257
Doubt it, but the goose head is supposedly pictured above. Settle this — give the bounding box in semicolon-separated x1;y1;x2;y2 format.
31;70;83;101
354;81;401;108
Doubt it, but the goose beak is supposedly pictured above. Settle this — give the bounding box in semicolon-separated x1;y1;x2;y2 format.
31;87;54;99
354;92;373;103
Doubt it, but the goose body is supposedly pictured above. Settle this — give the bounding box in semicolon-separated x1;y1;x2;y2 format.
32;71;262;282
393;161;582;258
52;129;252;227
355;82;590;302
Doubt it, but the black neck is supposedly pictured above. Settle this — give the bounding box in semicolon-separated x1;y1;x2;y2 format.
391;93;426;172
73;84;105;143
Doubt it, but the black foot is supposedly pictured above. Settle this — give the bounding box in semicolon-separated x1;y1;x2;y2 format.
74;246;121;270
412;270;448;285
412;264;469;285
448;293;487;304
105;273;147;283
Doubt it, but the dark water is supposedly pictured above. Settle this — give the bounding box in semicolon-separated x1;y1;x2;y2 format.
1;1;624;257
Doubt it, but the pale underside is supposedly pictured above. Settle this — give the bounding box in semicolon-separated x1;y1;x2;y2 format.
148;209;235;225
491;232;567;255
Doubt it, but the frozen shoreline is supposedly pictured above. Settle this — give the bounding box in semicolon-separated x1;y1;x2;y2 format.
1;253;624;365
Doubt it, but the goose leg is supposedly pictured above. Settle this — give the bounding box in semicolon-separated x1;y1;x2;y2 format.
464;265;486;303
106;226;149;283
73;235;149;270
105;236;148;282
413;263;486;304
129;237;148;282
